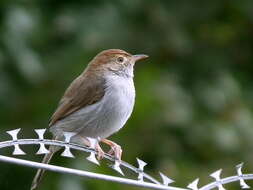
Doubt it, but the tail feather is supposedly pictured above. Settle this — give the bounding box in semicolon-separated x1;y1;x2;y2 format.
30;140;62;190
30;150;55;190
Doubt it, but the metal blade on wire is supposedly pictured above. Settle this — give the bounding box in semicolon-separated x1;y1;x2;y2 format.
210;169;226;190
109;159;124;176
86;137;100;165
236;163;250;189
187;178;199;190
159;172;174;186
61;132;76;158
34;129;50;155
6;128;25;155
137;158;147;181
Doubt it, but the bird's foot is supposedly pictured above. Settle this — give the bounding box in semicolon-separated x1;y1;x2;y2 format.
95;142;105;160
80;137;105;160
101;139;122;161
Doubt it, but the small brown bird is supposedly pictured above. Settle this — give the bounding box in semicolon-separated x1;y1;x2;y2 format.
31;49;148;189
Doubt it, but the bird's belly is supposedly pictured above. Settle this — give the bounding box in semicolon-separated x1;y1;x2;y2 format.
50;77;135;139
79;77;135;138
107;91;134;134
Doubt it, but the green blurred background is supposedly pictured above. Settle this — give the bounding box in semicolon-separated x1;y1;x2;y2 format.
0;0;253;189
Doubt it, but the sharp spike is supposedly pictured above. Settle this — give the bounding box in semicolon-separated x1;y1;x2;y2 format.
136;158;147;181
7;128;21;140
137;158;147;170
210;169;222;180
86;153;100;165
36;145;50;155
61;132;76;158
159;172;174;186
236;163;250;189
187;178;199;190
210;169;226;190
86;137;99;165
35;129;50;154
61;146;75;158
86;137;100;165
6;129;25;155
240;181;250;189
236;163;244;170
110;160;124;176
63;132;76;142
236;163;244;176
13;144;26;155
34;129;47;139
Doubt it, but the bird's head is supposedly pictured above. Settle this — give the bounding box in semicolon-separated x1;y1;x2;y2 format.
87;49;148;78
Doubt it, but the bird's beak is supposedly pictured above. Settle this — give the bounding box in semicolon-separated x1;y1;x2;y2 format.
132;54;149;62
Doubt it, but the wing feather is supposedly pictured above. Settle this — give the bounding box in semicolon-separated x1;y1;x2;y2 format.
49;73;105;126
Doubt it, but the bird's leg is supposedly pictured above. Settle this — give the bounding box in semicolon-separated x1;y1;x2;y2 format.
100;139;122;161
95;142;105;160
79;137;105;160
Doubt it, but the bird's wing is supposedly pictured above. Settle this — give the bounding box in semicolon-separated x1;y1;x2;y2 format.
49;74;105;127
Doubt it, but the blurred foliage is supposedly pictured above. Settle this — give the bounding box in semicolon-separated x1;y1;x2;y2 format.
0;0;253;190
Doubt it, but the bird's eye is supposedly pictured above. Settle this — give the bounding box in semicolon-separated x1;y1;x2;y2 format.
117;56;125;63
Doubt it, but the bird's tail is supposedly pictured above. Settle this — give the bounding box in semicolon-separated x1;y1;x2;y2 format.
30;149;55;190
30;139;62;190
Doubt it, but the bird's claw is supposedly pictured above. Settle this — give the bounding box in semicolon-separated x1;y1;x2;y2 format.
107;143;122;161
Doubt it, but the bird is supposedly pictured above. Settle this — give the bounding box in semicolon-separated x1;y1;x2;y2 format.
30;49;148;190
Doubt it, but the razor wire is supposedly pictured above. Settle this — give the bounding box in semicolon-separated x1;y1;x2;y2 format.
0;128;252;190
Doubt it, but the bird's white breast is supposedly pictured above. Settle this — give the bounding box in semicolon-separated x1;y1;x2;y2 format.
94;74;135;138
